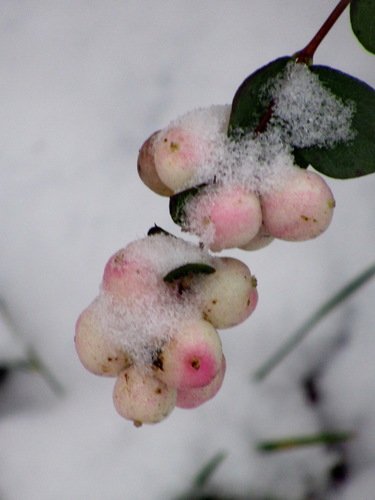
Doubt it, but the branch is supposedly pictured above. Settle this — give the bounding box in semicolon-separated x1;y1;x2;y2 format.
295;0;352;64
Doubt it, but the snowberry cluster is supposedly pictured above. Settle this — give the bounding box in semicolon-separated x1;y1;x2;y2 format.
75;62;353;426
138;104;336;252
136;61;354;251
75;232;258;426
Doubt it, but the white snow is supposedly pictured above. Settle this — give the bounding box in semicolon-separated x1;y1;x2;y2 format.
155;61;355;198
269;61;355;148
0;1;374;499
123;233;213;278
167;104;231;139
75;234;213;365
89;233;213;363
156;104;298;194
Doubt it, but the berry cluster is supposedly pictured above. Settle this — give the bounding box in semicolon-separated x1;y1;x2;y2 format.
138;105;336;252
75;62;347;426
75;232;257;426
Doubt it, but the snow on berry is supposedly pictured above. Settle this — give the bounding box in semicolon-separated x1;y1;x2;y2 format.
113;365;177;426
122;232;213;278
149;105;230;193
260;168;336;241
77;233;234;369
76;231;260;422
138;61;355;254
74;299;132;376
183;184;262;251
152;319;223;389
176;354;226;409
97;234;214;365
141;61;354;198
102;248;160;299
195;257;258;329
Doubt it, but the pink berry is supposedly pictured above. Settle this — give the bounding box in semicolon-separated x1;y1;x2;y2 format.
197;257;258;329
260;169;335;241
75;302;132;376
113;366;176;426
153;127;210;192
137;131;174;196
102;248;159;299
185;185;262;251
176;355;226;409
153;319;223;390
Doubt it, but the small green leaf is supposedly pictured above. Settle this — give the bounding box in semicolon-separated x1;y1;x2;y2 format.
169;184;206;225
293;66;375;178
147;225;173;237
350;0;375;54
163;263;216;283
228;57;291;137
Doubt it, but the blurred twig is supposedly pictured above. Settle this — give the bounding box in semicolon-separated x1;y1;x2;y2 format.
257;431;354;453
0;299;64;396
194;451;227;489
254;262;375;381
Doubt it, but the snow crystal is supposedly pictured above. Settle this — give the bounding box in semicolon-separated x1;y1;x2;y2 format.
170;107;296;195
94;233;215;364
168;104;231;138
124;232;213;277
215;132;297;194
96;289;200;365
165;62;356;248
268;61;356;148
160;62;355;198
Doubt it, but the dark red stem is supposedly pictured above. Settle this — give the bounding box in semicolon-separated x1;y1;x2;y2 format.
255;0;351;135
255;100;274;134
295;0;351;64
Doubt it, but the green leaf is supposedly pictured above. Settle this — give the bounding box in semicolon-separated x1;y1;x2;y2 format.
350;0;375;54
147;224;173;237
163;263;216;283
169;184;206;225
293;66;375;178
228;57;291;137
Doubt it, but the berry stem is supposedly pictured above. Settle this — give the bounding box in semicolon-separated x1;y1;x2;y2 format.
254;0;351;135
254;261;375;382
257;430;354;453
295;0;352;64
255;100;274;134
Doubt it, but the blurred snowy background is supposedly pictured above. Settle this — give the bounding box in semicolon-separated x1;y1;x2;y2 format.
0;1;374;499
